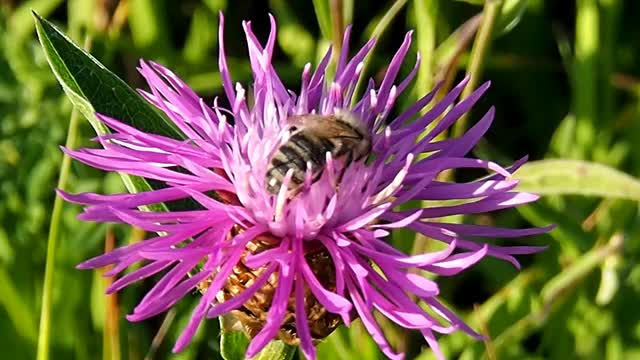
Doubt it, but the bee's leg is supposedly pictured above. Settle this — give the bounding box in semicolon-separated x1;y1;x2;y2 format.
311;170;323;184
336;151;353;185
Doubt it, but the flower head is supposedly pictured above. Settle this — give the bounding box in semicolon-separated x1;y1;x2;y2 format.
61;13;551;360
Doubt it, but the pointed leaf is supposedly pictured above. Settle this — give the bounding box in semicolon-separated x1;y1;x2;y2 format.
32;11;184;140
33;12;191;212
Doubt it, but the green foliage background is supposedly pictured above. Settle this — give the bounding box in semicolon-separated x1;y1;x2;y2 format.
2;0;640;359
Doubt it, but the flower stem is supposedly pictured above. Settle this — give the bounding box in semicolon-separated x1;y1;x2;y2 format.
328;0;344;77
103;228;121;360
573;0;599;158
143;309;176;360
408;1;440;260
412;0;438;98
351;0;409;107
36;108;81;360
36;35;92;360
598;0;619;129
452;0;501;138
370;0;408;46
330;0;344;57
312;0;332;40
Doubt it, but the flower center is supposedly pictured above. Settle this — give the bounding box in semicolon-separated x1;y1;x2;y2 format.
198;229;342;344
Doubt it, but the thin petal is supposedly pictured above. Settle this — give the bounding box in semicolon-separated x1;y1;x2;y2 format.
245;261;295;358
295;275;316;360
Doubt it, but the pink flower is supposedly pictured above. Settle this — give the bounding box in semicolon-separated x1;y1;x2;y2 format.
60;13;551;360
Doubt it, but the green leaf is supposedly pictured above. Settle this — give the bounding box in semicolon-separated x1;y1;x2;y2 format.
219;316;296;360
220;329;250;360
514;160;640;201
32;11;184;140
251;341;296;360
317;329;353;360
32;12;185;211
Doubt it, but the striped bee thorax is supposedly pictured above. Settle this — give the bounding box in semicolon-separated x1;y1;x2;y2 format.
265;112;371;195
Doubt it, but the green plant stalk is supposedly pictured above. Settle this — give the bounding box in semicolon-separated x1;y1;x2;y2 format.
330;0;344;57
452;0;501;138
413;0;438;99
312;0;332;40
350;0;409;107
573;0;599;159
36;28;94;360
409;0;439;259
326;0;344;79
36;107;82;360
343;0;354;25
103;228;121;360
143;309;176;360
369;0;409;46
599;0;620;128
490;233;623;355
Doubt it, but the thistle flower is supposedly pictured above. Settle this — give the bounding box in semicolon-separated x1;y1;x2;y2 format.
60;13;551;360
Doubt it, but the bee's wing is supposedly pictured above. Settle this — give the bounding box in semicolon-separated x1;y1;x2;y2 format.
286;114;364;140
308;116;363;138
287;114;328;128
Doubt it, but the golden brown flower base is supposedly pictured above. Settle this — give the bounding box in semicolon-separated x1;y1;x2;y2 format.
198;232;342;345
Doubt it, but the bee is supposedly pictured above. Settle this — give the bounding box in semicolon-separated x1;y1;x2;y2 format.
265;111;372;195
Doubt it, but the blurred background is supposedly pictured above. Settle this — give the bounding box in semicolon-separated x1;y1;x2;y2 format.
2;0;640;359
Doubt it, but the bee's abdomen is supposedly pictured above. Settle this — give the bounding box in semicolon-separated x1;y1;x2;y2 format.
266;132;334;194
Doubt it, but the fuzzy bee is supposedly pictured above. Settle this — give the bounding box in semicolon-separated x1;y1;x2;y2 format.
265;111;372;195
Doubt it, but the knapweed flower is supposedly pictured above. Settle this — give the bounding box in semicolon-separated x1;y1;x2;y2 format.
60;13;551;360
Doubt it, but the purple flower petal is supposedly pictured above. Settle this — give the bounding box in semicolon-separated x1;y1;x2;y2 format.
347;278;404;360
295;275;316;360
206;263;278;319
245;261;295;358
107;260;173;294
413;179;519;200
423;245;488;276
